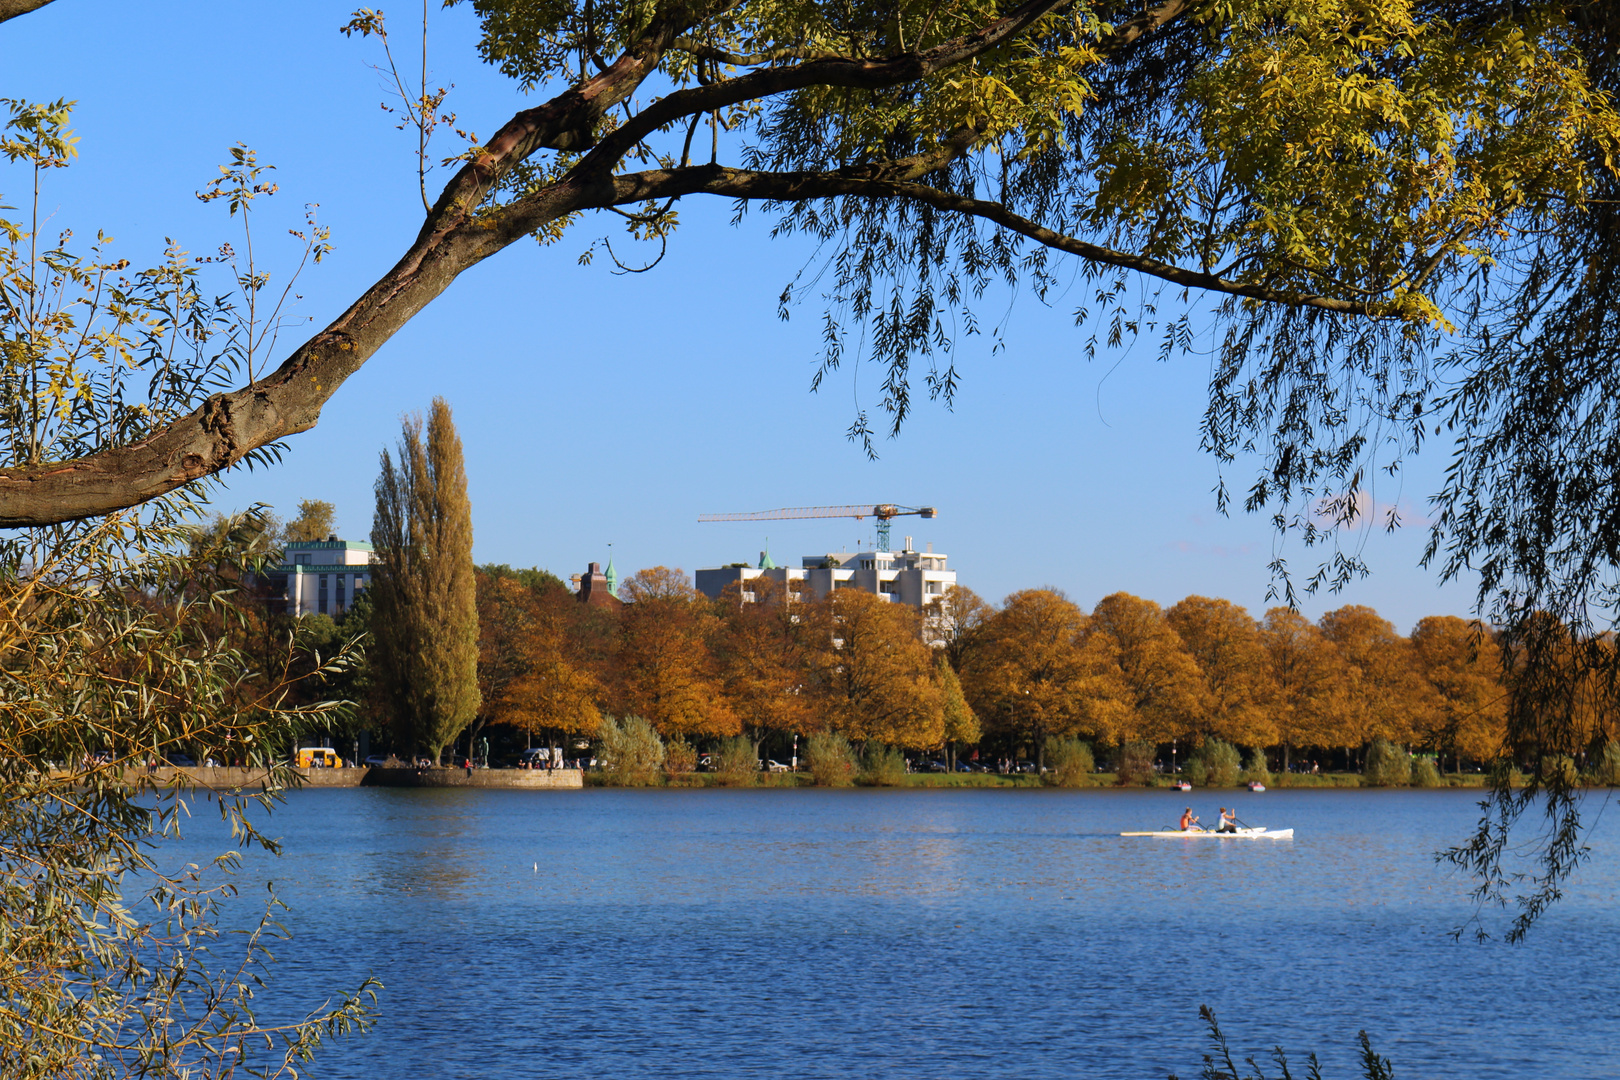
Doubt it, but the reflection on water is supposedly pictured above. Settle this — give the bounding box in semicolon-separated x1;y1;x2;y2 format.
212;787;1620;1079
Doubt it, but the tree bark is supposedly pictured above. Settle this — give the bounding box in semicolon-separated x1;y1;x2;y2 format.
0;0;57;25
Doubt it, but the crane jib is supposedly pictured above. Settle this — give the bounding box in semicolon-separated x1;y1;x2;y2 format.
697;504;939;552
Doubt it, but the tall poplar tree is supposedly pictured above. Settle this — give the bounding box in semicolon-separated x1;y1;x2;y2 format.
370;397;480;762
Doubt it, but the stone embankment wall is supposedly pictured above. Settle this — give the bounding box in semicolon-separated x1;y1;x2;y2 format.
362;767;583;789
124;766;583;790
133;766;366;789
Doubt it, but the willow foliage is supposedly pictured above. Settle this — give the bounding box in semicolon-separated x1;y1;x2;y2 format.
0;102;377;1076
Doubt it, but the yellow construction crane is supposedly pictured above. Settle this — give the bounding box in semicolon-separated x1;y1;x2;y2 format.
698;504;938;553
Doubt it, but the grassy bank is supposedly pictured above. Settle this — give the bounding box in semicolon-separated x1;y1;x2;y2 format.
583;770;1506;789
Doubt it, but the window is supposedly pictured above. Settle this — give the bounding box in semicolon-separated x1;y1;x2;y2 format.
293;554;310;565
336;574;347;613
318;574;328;615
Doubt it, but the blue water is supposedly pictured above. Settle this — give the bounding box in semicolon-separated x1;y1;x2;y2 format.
204;787;1619;1078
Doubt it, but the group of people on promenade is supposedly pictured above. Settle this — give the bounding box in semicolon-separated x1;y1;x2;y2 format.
1178;807;1241;833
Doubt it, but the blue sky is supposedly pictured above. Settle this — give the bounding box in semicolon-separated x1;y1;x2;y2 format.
5;1;1479;631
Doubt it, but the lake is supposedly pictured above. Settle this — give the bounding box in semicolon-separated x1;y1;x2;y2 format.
215;787;1618;1078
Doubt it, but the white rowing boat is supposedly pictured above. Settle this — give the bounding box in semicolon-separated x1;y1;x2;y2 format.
1120;826;1294;840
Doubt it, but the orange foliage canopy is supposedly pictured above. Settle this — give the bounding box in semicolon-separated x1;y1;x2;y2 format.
467;565;1514;764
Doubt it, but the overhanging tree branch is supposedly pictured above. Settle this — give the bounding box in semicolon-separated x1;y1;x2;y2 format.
0;0;1240;527
0;3;724;527
593;163;1377;316
0;0;57;25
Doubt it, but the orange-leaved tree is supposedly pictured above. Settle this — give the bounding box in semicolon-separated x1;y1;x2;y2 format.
803;589;943;749
616;567;738;738
962;589;1098;763
1261;608;1347;770
713;578;812;743
1166;596;1277;748
925;584;994;673
478;571;603;746
1410;616;1506;771
1319;605;1430;756
1084;592;1204;748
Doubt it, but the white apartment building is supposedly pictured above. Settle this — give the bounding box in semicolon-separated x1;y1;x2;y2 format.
695;539;955;610
271;538;374;618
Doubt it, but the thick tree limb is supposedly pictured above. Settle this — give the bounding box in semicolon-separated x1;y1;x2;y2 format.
0;0;57;25
0;6;712;528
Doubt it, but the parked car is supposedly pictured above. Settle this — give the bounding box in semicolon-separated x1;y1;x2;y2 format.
955;760;974;772
363;754;392;767
165;753;196;767
761;759;790;772
925;759;949;772
1013;760;1039;774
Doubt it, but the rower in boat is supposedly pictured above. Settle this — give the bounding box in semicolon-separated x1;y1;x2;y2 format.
1217;807;1238;833
1179;807;1200;832
1120;826;1295;839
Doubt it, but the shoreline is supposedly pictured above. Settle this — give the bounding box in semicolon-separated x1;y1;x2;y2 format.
123;767;1612;792
580;770;1511;790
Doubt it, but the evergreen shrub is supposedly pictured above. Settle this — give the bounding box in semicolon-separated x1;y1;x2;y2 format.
1114;741;1156;786
1598;741;1620;786
1540;754;1579;789
1183;755;1210;786
599;715;666;786
1193;738;1242;786
1043;737;1094;787
711;736;758;786
1362;737;1412;787
805;733;857;786
664;736;697;777
1242;747;1272;787
858;744;907;786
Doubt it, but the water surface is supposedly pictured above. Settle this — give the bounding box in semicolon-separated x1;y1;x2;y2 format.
218;787;1618;1078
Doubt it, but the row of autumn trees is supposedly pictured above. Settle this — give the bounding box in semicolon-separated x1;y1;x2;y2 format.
250;394;1528;769
467;568;1524;770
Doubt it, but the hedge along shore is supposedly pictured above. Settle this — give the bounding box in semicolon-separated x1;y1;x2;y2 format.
586;771;1511;789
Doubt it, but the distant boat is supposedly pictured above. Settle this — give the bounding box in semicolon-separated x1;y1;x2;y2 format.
1248;781;1266;792
1172;779;1192;791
